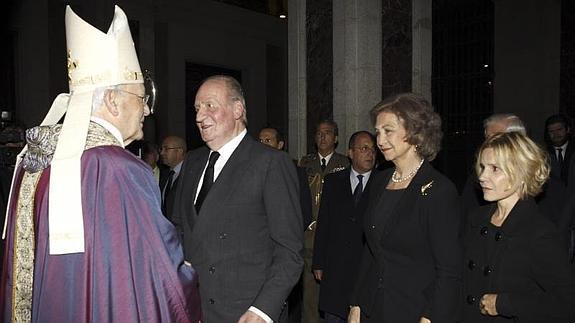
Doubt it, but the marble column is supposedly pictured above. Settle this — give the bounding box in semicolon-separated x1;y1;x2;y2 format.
412;0;432;101
332;0;382;151
381;0;412;100
288;0;307;159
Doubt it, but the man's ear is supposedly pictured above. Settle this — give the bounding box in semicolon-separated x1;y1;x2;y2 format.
278;140;285;150
335;135;338;144
232;101;244;120
103;89;120;117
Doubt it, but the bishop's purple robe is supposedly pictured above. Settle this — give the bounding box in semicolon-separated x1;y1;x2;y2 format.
0;141;202;322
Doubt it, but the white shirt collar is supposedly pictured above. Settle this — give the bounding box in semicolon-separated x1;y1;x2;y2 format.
195;129;247;203
90;116;125;148
211;128;248;181
556;141;568;154
318;151;334;166
215;129;247;165
350;167;372;190
172;160;183;177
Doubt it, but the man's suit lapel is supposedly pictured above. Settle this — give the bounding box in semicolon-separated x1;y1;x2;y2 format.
196;136;252;217
339;168;353;200
182;147;210;225
565;142;574;162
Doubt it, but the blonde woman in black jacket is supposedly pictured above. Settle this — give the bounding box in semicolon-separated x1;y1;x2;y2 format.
463;132;575;322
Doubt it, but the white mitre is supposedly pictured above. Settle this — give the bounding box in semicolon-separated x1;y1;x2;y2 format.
2;5;143;254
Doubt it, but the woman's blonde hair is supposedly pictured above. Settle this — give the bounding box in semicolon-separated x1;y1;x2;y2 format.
475;132;550;199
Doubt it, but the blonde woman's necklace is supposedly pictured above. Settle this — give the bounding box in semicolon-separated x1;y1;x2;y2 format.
391;159;424;183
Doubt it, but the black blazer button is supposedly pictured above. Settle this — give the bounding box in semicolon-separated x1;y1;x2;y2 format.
495;232;503;241
219;233;227;239
209;266;216;274
371;225;376;229
483;266;492;276
480;226;488;236
466;295;476;304
209;298;215;304
468;260;476;270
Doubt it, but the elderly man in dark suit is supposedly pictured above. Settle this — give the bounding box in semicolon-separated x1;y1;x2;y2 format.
312;131;377;323
173;75;304;323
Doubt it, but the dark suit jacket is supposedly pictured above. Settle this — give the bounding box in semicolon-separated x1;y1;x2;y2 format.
548;141;574;186
351;162;462;322
158;163;171;192
173;135;304;322
159;163;179;225
463;199;575;323
312;168;376;318
558;156;575;261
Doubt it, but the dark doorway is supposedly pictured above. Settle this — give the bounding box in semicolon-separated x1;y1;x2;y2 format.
432;0;494;191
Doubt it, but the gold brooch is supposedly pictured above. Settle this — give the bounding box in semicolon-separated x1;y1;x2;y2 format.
421;181;434;196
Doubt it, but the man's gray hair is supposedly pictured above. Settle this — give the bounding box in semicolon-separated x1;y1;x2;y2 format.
91;86;117;113
202;75;247;126
483;113;526;135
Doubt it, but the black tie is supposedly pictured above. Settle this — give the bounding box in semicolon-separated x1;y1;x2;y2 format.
557;148;564;166
353;174;364;205
321;158;327;172
162;170;175;215
195;151;220;213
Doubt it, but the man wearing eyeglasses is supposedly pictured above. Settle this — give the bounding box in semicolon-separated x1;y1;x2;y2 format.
160;135;187;224
312;131;377;323
0;6;200;322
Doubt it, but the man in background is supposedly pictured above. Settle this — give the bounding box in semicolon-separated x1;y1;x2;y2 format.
313;131;377;323
299;119;349;323
159;135;186;223
545;114;573;186
141;141;163;183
